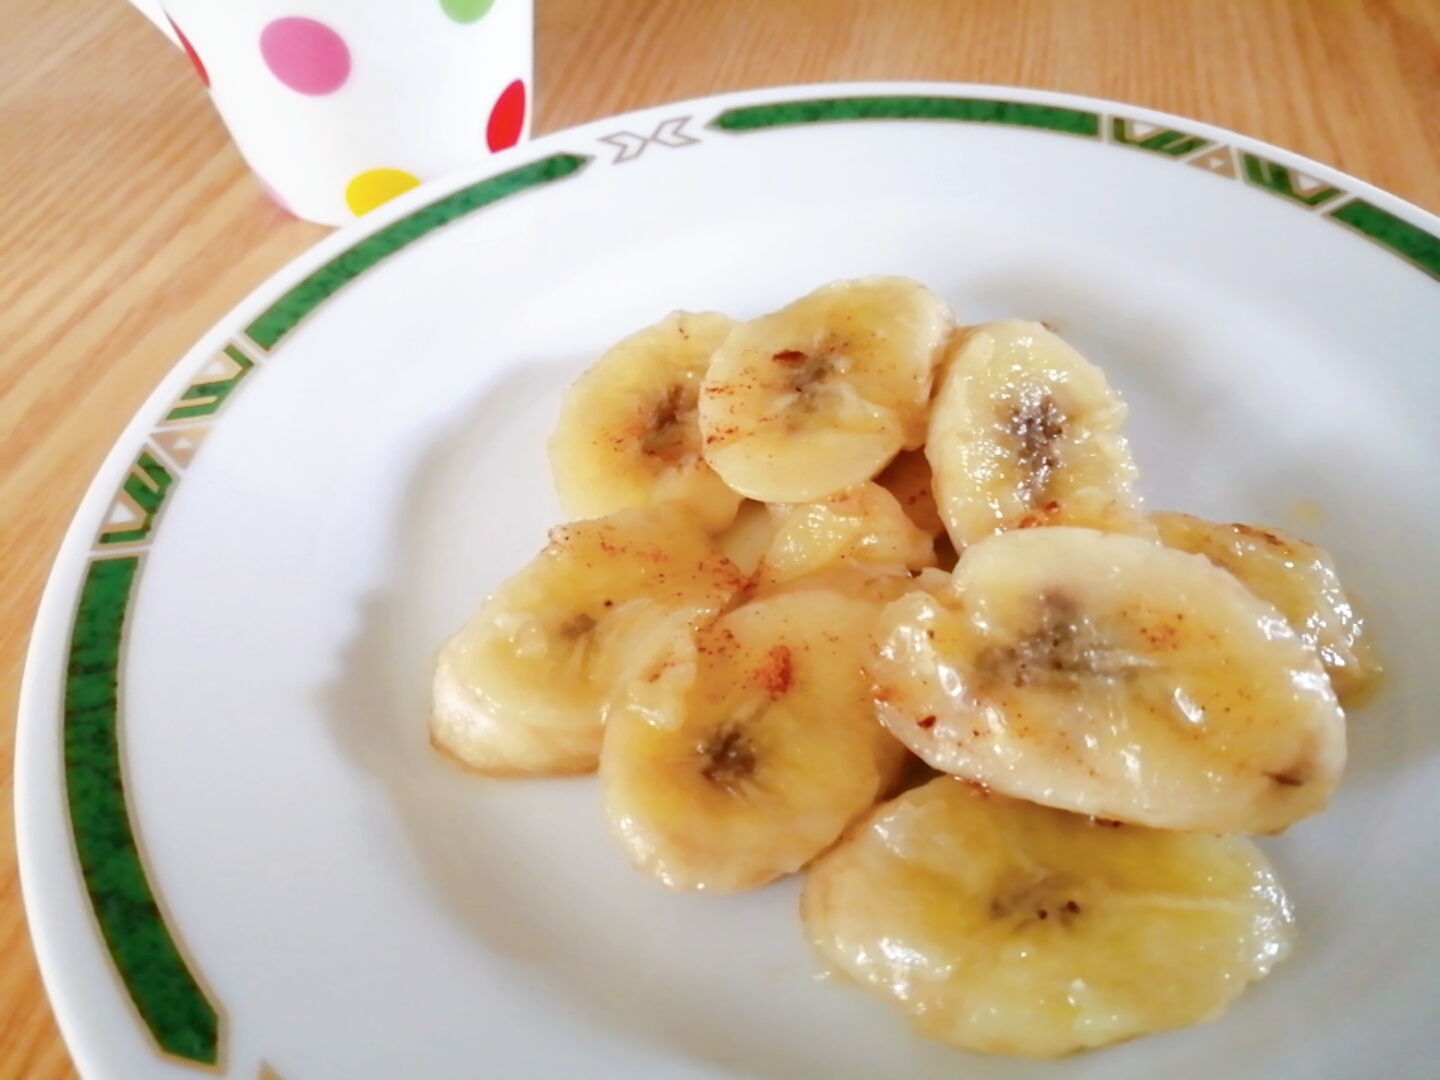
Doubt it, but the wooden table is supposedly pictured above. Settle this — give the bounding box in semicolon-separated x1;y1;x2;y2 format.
3;1;1437;1074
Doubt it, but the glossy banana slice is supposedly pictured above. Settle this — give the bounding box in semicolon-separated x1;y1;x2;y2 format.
1152;511;1380;707
875;448;946;539
698;277;954;503
754;481;936;590
713;499;786;576
431;505;746;777
870;527;1346;833
601;589;910;891
549;311;743;533
926;320;1149;546
803;777;1295;1058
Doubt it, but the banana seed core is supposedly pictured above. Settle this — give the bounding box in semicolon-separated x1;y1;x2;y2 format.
773;348;847;415
989;872;1086;928
641;383;696;460
1006;388;1066;503
559;612;597;640
976;593;1129;689
699;724;758;787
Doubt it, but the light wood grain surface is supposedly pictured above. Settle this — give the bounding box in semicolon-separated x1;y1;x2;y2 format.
3;1;1438;1075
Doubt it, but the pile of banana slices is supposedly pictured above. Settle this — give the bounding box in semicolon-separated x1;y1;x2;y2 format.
430;277;1379;1058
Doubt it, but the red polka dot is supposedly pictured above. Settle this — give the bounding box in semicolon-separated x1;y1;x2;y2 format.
486;80;527;152
169;17;209;87
260;18;351;96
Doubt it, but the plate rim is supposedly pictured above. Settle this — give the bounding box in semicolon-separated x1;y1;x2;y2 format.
16;78;1440;1078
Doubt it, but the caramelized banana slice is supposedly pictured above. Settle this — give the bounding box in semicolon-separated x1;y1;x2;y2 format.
550;311;743;533
1151;511;1380;706
926;320;1151;546
876;448;946;539
431;505;745;776
803;778;1295;1058
754;481;936;590
699;277;954;502
601;589;909;891
870;527;1346;833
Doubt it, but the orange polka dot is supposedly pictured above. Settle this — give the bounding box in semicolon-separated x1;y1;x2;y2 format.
345;169;421;216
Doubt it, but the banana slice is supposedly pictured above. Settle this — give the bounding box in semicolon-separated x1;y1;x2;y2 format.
752;565;950;621
926;320;1150;546
713;499;786;576
601;589;910;891
1151;511;1380;707
698;277;954;503
755;481;936;589
870;526;1346;833
431;505;746;777
549;311;743;533
875;448;946;539
803;777;1295;1058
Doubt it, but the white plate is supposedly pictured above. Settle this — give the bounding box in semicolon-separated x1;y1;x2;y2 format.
17;83;1440;1080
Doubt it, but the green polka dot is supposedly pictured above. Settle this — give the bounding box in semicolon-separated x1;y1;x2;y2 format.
441;0;496;23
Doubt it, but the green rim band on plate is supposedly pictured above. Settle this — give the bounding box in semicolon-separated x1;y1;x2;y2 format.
165;346;255;423
59;146;602;1073
711;95;1438;281
1242;152;1343;208
1330;199;1440;280
710;95;1101;137
244;153;593;351
1108;116;1210;157
96;452;174;548
65;555;221;1065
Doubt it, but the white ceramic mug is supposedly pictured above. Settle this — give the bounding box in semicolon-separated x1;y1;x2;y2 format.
127;0;533;225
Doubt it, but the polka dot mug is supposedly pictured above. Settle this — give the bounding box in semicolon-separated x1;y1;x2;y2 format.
128;0;533;225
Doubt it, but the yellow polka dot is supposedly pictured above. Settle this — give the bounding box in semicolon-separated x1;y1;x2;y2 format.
344;168;421;216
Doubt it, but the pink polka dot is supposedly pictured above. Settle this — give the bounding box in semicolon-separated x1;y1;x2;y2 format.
260;17;351;96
